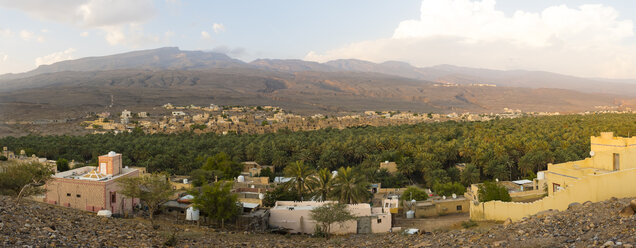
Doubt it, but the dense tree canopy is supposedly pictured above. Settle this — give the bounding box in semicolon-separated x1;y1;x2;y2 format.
1;113;634;187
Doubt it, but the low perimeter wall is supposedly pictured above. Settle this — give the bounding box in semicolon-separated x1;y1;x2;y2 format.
470;168;636;221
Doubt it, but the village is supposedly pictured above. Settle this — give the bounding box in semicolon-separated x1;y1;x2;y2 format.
3;131;636;240
76;103;568;135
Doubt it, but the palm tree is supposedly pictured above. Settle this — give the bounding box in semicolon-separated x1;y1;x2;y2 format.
310;168;333;201
331;167;370;204
283;161;316;200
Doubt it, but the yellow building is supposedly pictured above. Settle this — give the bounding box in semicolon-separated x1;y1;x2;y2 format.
546;132;636;195
471;132;636;221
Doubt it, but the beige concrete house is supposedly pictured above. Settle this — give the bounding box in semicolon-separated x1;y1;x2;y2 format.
406;196;470;218
268;201;391;234
45;152;139;215
380;161;398;173
241;161;274;177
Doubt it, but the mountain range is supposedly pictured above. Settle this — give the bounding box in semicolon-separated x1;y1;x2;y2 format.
0;47;634;120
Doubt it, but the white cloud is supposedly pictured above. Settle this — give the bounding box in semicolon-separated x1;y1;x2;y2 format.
164;31;175;37
201;31;211;39
1;54;8;62
0;0;155;27
0;0;157;46
18;29;45;42
101;24;159;46
213;23;225;33
75;0;155;27
19;30;34;41
306;0;636;78
80;31;89;37
35;48;76;66
0;28;13;37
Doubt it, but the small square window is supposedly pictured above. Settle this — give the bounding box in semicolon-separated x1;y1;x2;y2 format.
456;205;462;211
377;219;382;224
76;194;81;198
66;193;71;197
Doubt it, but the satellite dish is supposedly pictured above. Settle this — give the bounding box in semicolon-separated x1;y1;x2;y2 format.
590;151;595;157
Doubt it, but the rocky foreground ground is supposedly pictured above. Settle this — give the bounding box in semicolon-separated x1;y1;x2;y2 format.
1;196;636;247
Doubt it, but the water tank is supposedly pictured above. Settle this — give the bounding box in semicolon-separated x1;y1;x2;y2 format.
537;171;545;180
108;151;116;157
237;175;245;182
452;193;457;199
97;210;112;218
406;210;415;219
186;207;199;221
183;178;189;184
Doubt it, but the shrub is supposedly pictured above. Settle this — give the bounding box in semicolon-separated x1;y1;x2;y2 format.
461;220;478;228
401;186;428;201
477;181;512;202
433;181;466;197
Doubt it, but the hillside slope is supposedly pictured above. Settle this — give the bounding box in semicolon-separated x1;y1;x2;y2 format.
0;68;623;120
0;47;634;121
1;196;634;247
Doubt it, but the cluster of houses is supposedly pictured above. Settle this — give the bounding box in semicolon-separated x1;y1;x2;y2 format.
80;103;562;135
1;147;59;173
3;148;473;234
6;131;636;235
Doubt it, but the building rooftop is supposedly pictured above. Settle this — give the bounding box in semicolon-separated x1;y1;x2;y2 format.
53;166;137;182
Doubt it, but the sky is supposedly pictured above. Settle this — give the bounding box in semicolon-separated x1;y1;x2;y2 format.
2;0;636;78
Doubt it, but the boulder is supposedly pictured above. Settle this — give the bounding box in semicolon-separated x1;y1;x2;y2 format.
619;205;635;217
630;199;636;211
567;202;582;210
502;218;513;227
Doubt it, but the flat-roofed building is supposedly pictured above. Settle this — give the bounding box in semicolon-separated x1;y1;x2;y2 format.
379;161;397;173
471;132;636;221
269;201;391;234
44;151;139;215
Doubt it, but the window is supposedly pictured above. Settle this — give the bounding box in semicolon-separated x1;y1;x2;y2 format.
456;205;462;211
76;194;81;198
111;193;116;203
613;153;620;171
377;219;382;224
66;193;71;197
553;183;561;193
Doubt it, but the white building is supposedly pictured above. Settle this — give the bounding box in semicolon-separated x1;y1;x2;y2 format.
120;110;132;119
268;201;391;234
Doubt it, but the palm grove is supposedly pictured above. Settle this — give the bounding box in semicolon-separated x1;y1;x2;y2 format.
2;113;635;195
